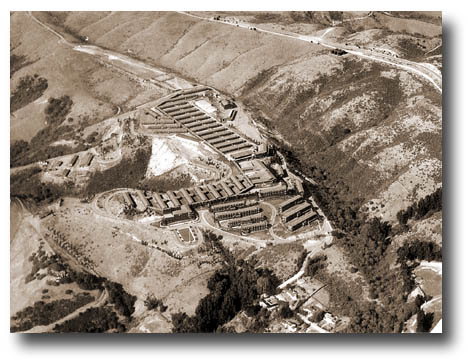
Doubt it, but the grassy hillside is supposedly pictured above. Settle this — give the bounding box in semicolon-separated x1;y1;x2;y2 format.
9;12;165;143
23;11;441;221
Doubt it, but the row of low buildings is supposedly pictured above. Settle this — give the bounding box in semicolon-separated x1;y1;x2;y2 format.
153;87;257;161
210;199;270;234
278;196;319;231
120;173;259;225
138;109;187;134
48;152;95;178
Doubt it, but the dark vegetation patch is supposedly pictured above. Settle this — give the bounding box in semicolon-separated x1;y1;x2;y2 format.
84;146;152;197
144;294;168;312
139;172;193;193
10;54;33;78
171;232;280;333
396;187;442;226
10;292;95;332
10;167;75;204
52;306;126;333
44;96;73;126
397;239;442;263
416;309;435;332
15;248;137;333
10;95;80;168
240;62;440;331
295;249;308;273
397;38;427;61
304;254;328;277
10;74;48;113
10;127;87;168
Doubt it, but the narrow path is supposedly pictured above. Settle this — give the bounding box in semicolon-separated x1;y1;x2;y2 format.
277;239;324;290
27;11;73;47
25;288;109;333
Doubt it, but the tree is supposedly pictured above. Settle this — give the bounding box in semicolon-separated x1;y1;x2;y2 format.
416;310;434;332
278;303;294;319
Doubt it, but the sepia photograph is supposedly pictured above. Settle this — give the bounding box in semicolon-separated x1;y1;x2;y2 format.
10;9;443;334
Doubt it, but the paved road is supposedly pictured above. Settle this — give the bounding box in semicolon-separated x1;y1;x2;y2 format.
176;11;441;93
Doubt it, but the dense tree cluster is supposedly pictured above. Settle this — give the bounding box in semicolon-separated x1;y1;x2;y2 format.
10;93;79;168
53;306;126;333
397;240;442;263
84;147;152;197
10;293;95;332
139;172;193;193
44;96;73;126
337;217;392;271
261;141;439;332
10;167;75;204
64;270;136;319
10;74;48;113
171;232;280;333
397;188;442;226
144;295;167;312
304;254;328;277
278;302;294;319
105;282;137;318
295;249;308;273
10;54;32;78
416;309;435;332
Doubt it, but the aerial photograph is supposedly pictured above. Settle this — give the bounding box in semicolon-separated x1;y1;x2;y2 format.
10;11;442;333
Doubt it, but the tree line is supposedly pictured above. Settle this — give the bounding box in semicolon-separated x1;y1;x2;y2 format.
397;187;442;226
171;232;280;333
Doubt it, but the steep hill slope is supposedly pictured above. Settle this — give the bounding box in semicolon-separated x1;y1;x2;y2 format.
42;11;442;222
10;12;167;142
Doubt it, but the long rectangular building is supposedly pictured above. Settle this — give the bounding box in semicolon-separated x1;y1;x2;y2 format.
123;192;136;208
279;195;303;213
152;193;167;210
239;221;269;234
217;138;245;149
167;191;181;208
69;154;79;167
211;200;246;213
79;153;94;167
282;202;312;223
168;108;200;117
287;211;318;231
222;143;251;154
230;176;244;192
136;190;151;209
194;186;208;202
220;182;235;197
207;184;222;199
230;149;254;160
163;104;192;112
197;127;223;137
225;213;266;228
180;188;194;205
214;205;261;221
